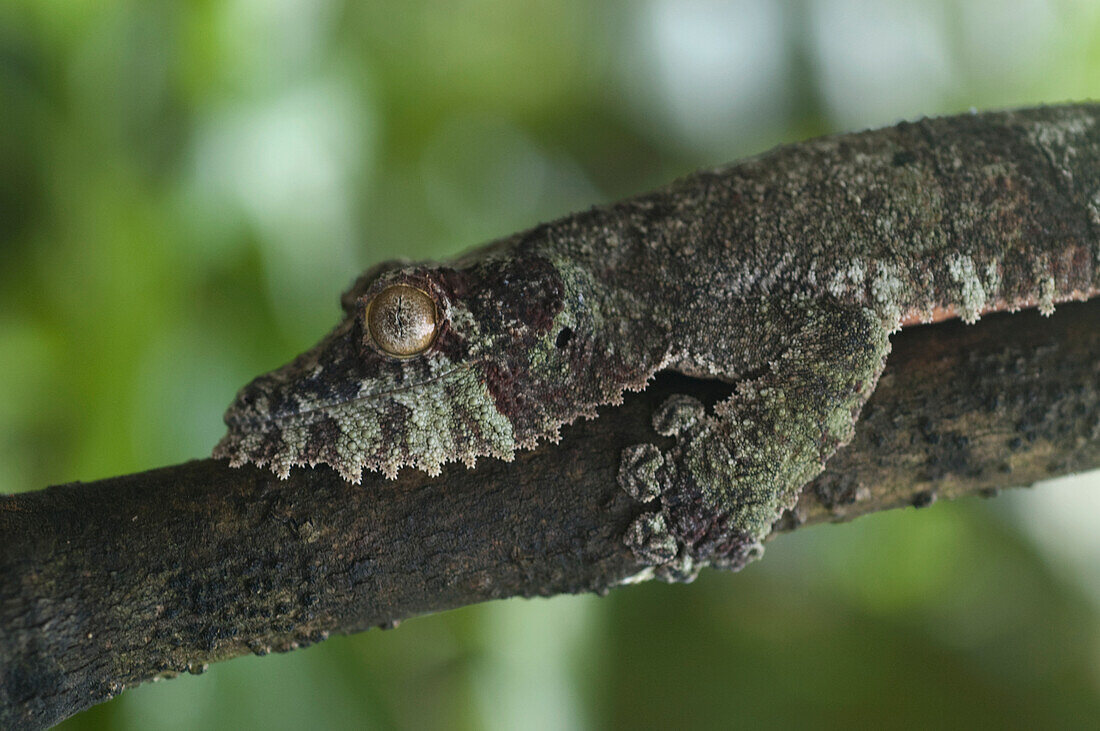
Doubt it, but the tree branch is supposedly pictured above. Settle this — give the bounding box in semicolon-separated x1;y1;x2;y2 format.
2;297;1098;729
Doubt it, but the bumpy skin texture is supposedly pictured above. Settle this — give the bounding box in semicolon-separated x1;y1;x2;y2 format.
216;104;1100;577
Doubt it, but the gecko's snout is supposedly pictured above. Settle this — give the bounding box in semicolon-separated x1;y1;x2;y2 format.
221;316;374;433
223;368;350;429
222;378;274;429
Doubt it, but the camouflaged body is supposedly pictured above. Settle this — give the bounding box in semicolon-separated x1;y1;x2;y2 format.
216;104;1100;484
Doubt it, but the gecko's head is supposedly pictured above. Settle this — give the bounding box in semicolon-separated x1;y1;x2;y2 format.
214;253;609;482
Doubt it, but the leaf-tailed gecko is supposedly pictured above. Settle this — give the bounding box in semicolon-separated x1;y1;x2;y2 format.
216;104;1100;580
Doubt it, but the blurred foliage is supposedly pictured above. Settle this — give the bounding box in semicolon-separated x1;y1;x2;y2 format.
3;0;1100;728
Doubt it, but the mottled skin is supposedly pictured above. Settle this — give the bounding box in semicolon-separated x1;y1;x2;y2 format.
216;104;1100;578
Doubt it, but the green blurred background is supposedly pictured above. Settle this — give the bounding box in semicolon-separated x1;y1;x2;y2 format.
3;0;1100;728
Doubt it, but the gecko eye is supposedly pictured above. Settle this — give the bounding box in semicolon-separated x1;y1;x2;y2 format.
365;284;439;357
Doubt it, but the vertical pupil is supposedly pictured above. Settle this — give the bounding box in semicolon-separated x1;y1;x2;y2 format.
368;285;438;356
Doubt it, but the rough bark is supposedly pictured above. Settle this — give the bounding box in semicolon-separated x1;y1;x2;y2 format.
1;299;1098;729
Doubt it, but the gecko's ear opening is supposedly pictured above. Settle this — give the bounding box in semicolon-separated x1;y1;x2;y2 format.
555;326;573;349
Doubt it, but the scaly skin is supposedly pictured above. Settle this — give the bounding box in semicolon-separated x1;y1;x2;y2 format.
216;104;1100;578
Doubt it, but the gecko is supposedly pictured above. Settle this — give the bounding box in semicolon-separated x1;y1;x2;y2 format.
215;104;1100;580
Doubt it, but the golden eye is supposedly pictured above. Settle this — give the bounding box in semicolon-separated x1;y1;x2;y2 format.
366;284;439;357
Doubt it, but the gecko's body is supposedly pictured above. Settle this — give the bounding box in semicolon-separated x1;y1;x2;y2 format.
217;104;1100;578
